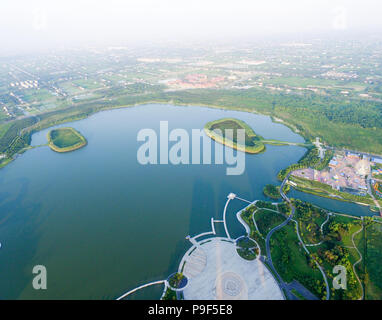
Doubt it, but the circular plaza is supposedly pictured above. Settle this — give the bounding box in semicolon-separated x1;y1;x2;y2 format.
179;237;284;300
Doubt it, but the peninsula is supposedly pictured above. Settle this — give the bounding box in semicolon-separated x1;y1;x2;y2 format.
204;118;265;154
204;118;309;154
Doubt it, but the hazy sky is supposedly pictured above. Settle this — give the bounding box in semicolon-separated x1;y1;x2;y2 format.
1;0;382;53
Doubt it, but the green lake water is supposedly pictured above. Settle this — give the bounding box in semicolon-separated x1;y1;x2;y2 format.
0;104;375;299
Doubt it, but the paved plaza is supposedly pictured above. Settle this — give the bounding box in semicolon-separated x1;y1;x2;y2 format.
181;238;284;300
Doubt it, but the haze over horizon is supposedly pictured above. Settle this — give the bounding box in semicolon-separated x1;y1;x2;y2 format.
1;0;382;55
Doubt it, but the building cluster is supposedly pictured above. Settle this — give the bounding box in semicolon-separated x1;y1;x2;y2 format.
10;80;39;89
2;105;11;117
166;74;225;89
293;152;382;197
321;71;358;80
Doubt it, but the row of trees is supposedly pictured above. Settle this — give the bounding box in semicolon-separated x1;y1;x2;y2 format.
0;117;37;153
277;147;321;180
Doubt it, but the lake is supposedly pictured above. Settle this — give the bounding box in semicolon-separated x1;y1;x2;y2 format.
0;104;374;299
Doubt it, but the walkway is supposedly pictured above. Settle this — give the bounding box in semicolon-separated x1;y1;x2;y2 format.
222;193;236;239
116;280;166;300
351;220;364;300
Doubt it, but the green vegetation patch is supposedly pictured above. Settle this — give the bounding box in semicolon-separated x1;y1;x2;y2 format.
204;118;265;154
47;127;87;153
240;206;266;254
298;205;364;300
236;236;257;249
162;287;177;300
236;237;259;260
263;184;281;199
168;272;187;290
290;175;379;208
255;200;278;211
278;202;292;216
294;200;327;244
237;247;259;260
270;221;326;299
311;223;364;299
255;208;286;236
363;222;382;299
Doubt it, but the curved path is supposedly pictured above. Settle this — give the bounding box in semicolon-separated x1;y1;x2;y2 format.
305;212;330;247
264;174;296;297
320;212;330;233
116;280;166;300
351;221;364;300
292;219;330;300
222;194;236;239
236;211;250;235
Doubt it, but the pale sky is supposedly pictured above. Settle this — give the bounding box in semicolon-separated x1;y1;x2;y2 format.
1;0;382;54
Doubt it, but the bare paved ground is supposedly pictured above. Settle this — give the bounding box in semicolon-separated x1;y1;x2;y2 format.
182;238;284;300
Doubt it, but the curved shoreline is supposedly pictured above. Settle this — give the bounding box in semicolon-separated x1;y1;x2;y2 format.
204;128;265;154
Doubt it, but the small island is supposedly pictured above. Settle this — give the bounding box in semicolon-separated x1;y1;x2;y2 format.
47;127;87;153
204;118;310;154
263;184;282;199
204;118;265;154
